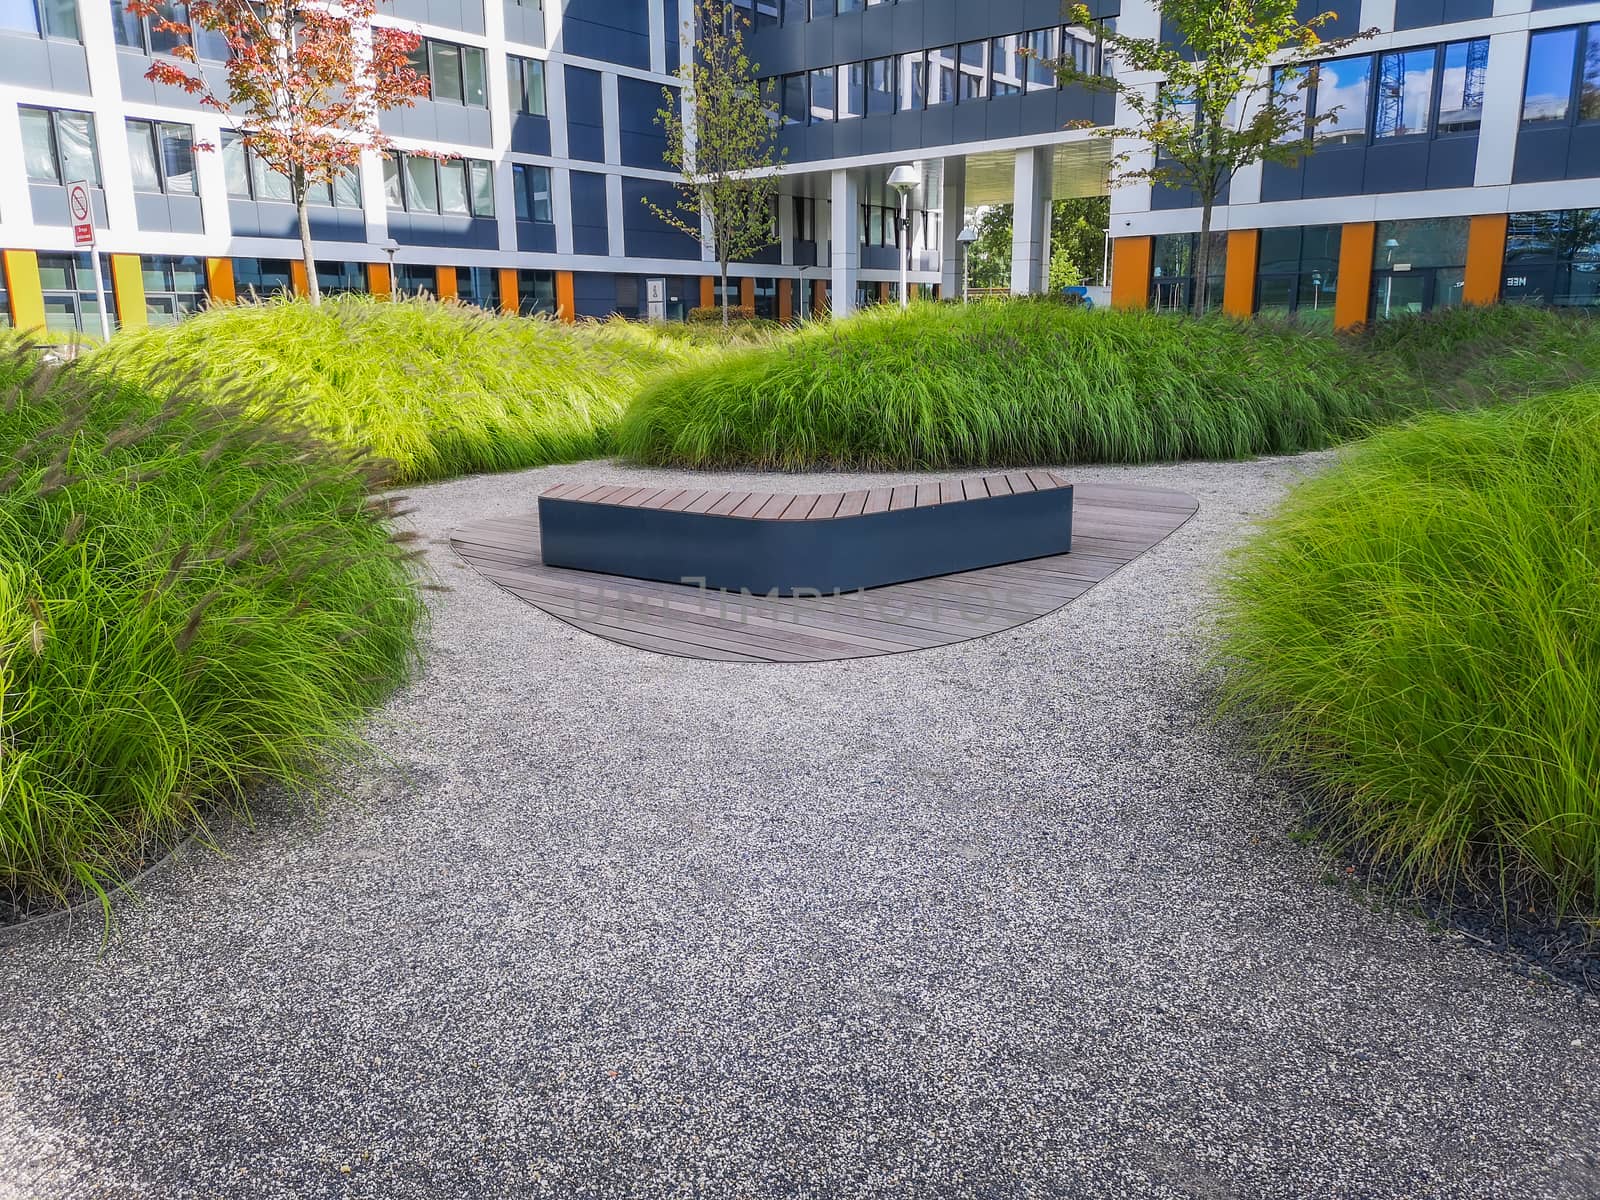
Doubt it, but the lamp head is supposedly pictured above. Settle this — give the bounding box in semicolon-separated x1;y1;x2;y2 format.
887;163;920;196
956;225;979;246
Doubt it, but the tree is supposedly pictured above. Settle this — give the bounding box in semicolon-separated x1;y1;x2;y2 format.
964;197;1110;291
650;0;785;328
128;0;431;305
1057;0;1371;315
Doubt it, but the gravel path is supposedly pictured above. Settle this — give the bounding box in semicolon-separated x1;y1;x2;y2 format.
2;455;1597;1200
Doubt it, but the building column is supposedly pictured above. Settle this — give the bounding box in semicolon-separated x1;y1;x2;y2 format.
2;250;46;332
1109;236;1152;310
1464;214;1508;306
436;266;458;301
110;254;145;330
498;267;519;314
1222;230;1260;319
1334;222;1377;331
829;168;859;318
205;257;235;304
1010;147;1052;296
940;156;967;298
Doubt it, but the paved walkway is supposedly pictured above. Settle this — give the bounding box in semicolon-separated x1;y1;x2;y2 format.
3;457;1597;1200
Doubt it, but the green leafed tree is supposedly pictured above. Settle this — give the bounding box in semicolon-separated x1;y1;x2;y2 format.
650;0;786;328
1057;0;1372;315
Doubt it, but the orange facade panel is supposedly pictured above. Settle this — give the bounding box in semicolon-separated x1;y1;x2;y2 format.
1335;223;1377;332
555;270;575;321
498;267;518;314
436;266;458;301
1464;214;1509;307
1109;237;1152;310
205;257;235;304
1222;230;1260;319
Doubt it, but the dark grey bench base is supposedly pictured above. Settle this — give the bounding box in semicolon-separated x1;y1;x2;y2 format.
536;474;1074;596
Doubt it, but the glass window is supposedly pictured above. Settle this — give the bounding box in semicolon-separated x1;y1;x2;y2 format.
866;57;894;115
1063;23;1099;76
57;110;98;184
405;155;439;212
158;121;195;193
468;159;493;217
1374;217;1469;268
146;0;183;55
1026;28;1060;91
438;158;469;214
992;35;1023;97
809;66;834;123
1437;39;1487;134
1506;209;1563;262
1;0;40;34
126;119;160;191
927;45;956;106
110;0;141;45
430;41;463;103
383;157;404;209
514;163;551;222
252;151;291;202
1271;66;1311;143
782;72;807;124
1523;28;1577;122
233;257;293;296
899;50;925;111
839;61;864;120
1582;24;1600;122
958;41;987;101
1373;48;1434;139
222;131;250;196
516;56;546;115
333;168;360;208
20;106;58;182
462;45;486;106
517;269;554;315
1312;56;1371;144
45;0;79;38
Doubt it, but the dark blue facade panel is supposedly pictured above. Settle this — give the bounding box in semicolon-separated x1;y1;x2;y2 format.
1514;125;1600;183
1394;0;1492;28
570;171;610;255
663;0;681;73
563;0;650;69
515;220;558;252
225;200;364;241
1260;134;1481;201
565;65;606;162
510;113;552;155
389;213;500;249
621;178;699;260
617;75;670;169
572;270;619;318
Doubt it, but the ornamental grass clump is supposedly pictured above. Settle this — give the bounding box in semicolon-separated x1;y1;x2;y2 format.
616;300;1395;470
94;296;706;484
0;339;423;906
1214;385;1600;913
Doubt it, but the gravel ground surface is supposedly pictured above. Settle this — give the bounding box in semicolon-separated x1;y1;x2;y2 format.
3;454;1598;1200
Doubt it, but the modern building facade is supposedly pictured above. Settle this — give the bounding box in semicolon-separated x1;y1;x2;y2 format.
0;0;1595;336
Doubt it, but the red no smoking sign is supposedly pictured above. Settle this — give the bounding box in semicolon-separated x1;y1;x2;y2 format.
68;179;94;246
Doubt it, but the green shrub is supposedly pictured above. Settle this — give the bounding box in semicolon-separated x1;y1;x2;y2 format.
94;297;706;484
0;341;422;904
1214;385;1600;912
617;300;1402;470
617;300;1600;471
689;304;757;323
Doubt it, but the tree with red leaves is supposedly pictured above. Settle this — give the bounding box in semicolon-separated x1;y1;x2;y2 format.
128;0;431;304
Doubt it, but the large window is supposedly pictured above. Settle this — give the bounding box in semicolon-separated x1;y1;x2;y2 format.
1281;38;1486;147
927;45;956;106
223;132;360;206
317;261;366;296
512;163;551;222
897;50;925;111
1373;48;1436;139
0;0;80;40
1522;23;1600;125
37;253;114;335
110;0;224;58
1255;225;1341;326
838;61;865;120
957;41;987;101
508;54;546;115
454;266;497;309
395;265;439;297
410;37;488;107
126;119;196;194
386;154;495;217
233;257;293;297
781;72;807;125
1372;217;1469;319
517;269;555;316
140;255;206;324
866;57;894;115
20;106;99;185
809;65;835;124
1150;232;1226;313
1503;208;1600;309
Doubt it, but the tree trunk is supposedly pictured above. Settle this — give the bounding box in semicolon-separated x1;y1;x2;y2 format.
1193;197;1214;318
295;172;322;306
719;260;729;330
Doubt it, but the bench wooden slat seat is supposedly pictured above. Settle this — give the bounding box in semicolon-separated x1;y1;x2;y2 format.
538;472;1074;596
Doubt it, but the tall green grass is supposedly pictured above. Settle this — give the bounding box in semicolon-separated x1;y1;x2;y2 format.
94;297;709;484
1214;385;1600;913
617;301;1600;470
0;339;423;905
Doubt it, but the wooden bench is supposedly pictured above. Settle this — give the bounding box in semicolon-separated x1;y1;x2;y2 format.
537;472;1073;595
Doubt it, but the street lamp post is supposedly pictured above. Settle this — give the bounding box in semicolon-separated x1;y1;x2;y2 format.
956;223;979;303
887;163;920;311
1383;237;1400;319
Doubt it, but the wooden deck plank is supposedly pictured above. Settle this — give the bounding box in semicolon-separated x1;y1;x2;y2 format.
961;477;988;501
755;493;795;519
1004;472;1037;495
835;490;869;518
777;494;821;520
706;491;752;516
982;474;1013;497
915;482;942;508
732;493;772;518
863;488;894;514
809;492;845;520
939;480;964;504
889;485;918;511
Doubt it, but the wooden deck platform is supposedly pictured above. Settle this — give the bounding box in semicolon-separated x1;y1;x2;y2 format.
449;481;1199;663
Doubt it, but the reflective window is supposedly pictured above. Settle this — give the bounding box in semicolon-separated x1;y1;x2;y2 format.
839;61;865;120
1;0;80;39
405;155;439;213
927;45;957;106
513;163;552;222
809;65;835;123
866;57;894;115
992;34;1023;97
898;51;924;111
958;41;987;101
1026;28;1060;91
1523;28;1577;122
509;55;546;115
20;105;99;185
1437;39;1488;133
1311;57;1370;144
1373;48;1434;139
782;72;807;124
